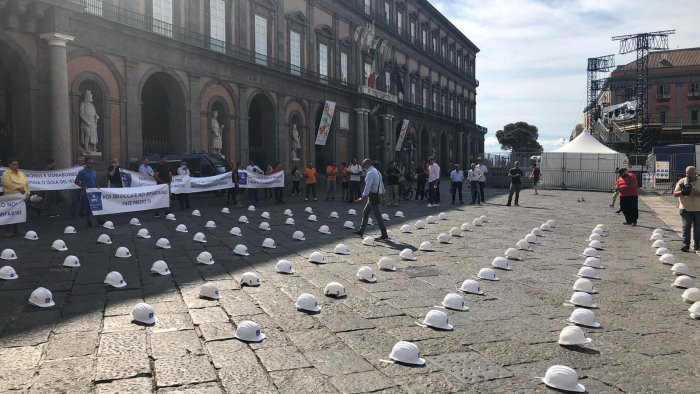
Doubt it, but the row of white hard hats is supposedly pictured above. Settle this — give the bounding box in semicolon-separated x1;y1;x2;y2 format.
650;229;700;319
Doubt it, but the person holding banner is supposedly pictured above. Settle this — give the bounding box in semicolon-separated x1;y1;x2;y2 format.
177;160;191;210
354;159;389;240
325;162;338;201
107;158;123;188
153;156;172;217
74;158;103;228
2;158;29;236
304;163;318;201
272;162;285;204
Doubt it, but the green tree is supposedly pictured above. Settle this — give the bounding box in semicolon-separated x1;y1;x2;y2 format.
495;122;543;153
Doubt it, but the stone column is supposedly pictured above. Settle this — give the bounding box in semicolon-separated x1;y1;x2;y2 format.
124;60;142;162
362;110;369;160
354;108;366;160
381;114;394;164
238;87;250;164
458;132;464;165
188;74;201;153
40;32;74;168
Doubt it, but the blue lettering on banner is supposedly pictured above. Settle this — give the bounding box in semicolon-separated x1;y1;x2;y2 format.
238;171;247;186
87;192;103;211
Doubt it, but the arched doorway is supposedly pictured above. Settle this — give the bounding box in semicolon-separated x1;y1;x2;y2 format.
367;116;381;163
248;93;276;166
0;38;33;164
141;72;187;155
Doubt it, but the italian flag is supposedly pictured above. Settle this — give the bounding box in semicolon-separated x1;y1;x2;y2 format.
367;50;379;88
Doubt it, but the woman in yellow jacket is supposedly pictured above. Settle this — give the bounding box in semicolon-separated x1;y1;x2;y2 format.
1;158;29;236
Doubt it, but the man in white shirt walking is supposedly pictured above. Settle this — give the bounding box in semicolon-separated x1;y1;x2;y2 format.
467;163;482;205
427;157;441;207
449;164;465;204
475;157;488;204
354;159;389;240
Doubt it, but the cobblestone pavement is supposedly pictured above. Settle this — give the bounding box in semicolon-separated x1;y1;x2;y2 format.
1;186;698;393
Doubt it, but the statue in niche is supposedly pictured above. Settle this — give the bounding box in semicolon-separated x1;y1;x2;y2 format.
79;89;99;154
431;136;437;159
291;124;302;161
210;110;224;156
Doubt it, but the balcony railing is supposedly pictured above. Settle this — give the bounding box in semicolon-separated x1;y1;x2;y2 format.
689;91;700;99
656;93;671;101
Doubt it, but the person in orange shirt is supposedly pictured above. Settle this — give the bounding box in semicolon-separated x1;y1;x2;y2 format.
340;162;349;201
325;161;338;201
303;162;317;201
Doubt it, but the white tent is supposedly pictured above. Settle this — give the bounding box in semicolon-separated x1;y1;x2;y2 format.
540;132;628;191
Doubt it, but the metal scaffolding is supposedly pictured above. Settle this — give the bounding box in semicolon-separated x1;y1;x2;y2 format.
586;55;615;127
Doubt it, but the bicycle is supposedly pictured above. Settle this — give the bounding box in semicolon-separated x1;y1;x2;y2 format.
401;179;414;200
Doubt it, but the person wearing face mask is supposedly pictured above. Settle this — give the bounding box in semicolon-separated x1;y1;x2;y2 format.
177;160;191;209
673;166;700;252
616;167;638;226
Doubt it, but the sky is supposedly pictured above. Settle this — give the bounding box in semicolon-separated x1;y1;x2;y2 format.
431;0;700;153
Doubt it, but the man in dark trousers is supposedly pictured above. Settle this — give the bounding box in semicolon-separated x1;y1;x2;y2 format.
354;159;389;240
616;167;638;226
152;155;172;217
506;161;523;206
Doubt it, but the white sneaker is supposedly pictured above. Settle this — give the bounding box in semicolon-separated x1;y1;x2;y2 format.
434;203;440;206
427;204;433;207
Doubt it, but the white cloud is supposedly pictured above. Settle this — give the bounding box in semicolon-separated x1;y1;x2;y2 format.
431;0;700;143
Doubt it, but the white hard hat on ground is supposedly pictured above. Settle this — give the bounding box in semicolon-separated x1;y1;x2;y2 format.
426;215;437;224
165;213;176;220
51;239;68;251
295;293;321;313
156;238;171;249
558;326;592;346
381;213;390;221
671;263;690;276
262;238;276;249
24;231;38;240
567;308;600;328
115;246;131;258
395;211;404;218
652;228;664;235
573;278;597;294
540;223;552;232
318;225;331;235
389;341;425;365
233;244;250;256
472;218;483;226
308;214;318;222
689;302;700;319
292;231;305;241
378;256;396;271
491;257;512;271
357;266;377;282
64;226;76;234
324;282;347;297
192;209;201;217
437;233;451;244
539;365;585;393
516;239;532;251
415;220;427;229
651;239;666;248
531;228;544;237
401;225;413;233
505;248;522;260
567;292;597;308
438;212;448;220
362;236;376;246
102;221;114;230
581;247;599;258
419;309;453;330
348;209;356;215
29;287;55;308
368;218;375;226
655;247;671;256
399;248;417;261
248;205;256;212
0;266;18;280
673;275;694;289
343;220;354;229
193;232;207;243
1;249;17;260
682;288;700;304
592;228;604;236
221;207;230;214
97;234;112;244
525;233;539;244
130;302;157;325
334;244;350;255
588;233;602;242
234;320;265;342
459;279;483;295
309;251;326;264
650;233;664;241
176;224;188;233
329;211;339;219
450;227;462;237
577;266;600;279
441;293;469;311
583;257;604;269
151;260;170;275
304;206;313;214
240;272;261;287
284;209;293;217
275;260;294;274
63;255;80;267
229;227;242;236
197;251;215;265
199;283;220;300
259;222;271;231
546;219;557;228
136;228;151;239
588;240;604;250
205;220;216;229
238;215;249;223
285;218;296;226
419;241;435;251
659;253;675;265
476;267;499;281
461;223;473;232
104;271;126;288
261;211;270;219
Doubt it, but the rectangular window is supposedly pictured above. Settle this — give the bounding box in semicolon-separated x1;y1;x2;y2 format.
692;109;698;123
364;62;372;85
385;71;391;92
319;43;328;80
397;11;403;34
450;98;454;117
432;91;437;109
410;21;415;43
340;52;348;83
410;82;416;104
432;37;437;52
339;111;350;130
442;43;446;58
153;0;173;37
384;2;390;25
254;15;267;65
364;0;371;14
422;86;428;108
421;29;427;49
86;0;103;15
660;111;667;124
290;31;301;76
210;0;226;52
442;95;446;113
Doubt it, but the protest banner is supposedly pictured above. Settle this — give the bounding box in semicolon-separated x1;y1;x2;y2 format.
0;194;27;225
0;166;82;191
119;168;157;187
86;184;170;216
395;119;410;151
238;170;284;189
183;172;235;193
314;100;336;145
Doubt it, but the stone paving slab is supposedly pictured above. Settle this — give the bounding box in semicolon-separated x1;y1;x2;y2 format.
2;188;700;393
